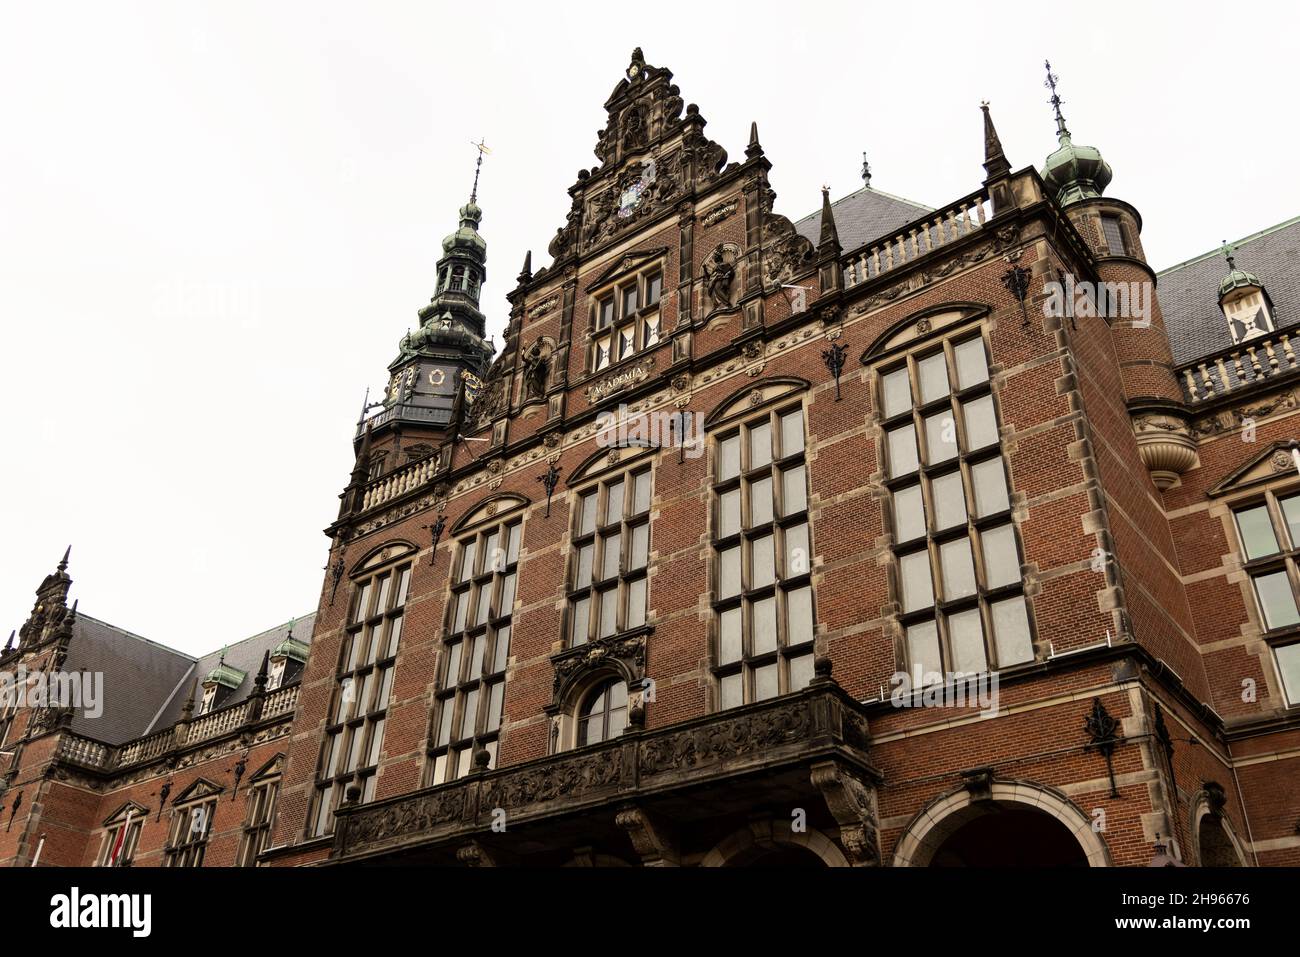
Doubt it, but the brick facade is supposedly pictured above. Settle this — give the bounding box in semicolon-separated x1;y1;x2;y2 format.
4;49;1296;868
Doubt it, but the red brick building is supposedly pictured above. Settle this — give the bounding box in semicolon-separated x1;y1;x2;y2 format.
4;50;1298;867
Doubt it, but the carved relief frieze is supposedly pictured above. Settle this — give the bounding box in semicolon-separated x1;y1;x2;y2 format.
638;697;815;776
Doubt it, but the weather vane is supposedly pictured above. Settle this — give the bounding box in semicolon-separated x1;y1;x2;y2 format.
1044;60;1069;137
470;138;491;203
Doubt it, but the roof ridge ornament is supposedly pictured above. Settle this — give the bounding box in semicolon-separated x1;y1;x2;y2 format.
469;138;490;204
1044;59;1070;141
861;153;872;188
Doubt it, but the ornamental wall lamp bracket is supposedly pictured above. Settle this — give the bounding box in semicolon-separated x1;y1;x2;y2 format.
537;463;562;517
326;552;347;607
231;753;248;800
5;791;21;831
1084;698;1123;798
422;514;448;565
157;780;173;820
822;342;848;401
1001;265;1033;330
1153;706;1177;798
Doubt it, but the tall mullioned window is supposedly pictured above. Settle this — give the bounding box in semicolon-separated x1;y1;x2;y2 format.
711;403;815;709
568;468;651;646
877;330;1033;680
166;796;217;868
1232;489;1300;705
310;555;410;836
237;776;280;867
429;518;520;784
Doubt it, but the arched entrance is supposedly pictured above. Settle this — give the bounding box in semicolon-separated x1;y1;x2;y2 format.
929;806;1088;867
726;844;828;868
893;779;1111;867
1190;787;1248;867
700;820;850;867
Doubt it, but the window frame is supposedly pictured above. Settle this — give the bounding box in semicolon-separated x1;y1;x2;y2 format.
237;776;280;867
566;467;653;648
589;266;664;373
1231;488;1300;705
165;797;217;868
875;327;1035;680
576;678;629;747
309;557;411;837
427;517;521;786
709;400;816;710
97;810;144;867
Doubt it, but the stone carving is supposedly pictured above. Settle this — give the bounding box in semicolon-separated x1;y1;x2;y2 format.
548;198;582;261
480;750;623;811
810;760;882;866
701;199;737;227
760;214;815;289
682;119;727;183
1191;389;1299;437
703;243;739;311
521;338;553;400
638;698;815;776
342;789;465;854
551;632;647;701
584;355;656;403
529;296;559;319
615;805;678;865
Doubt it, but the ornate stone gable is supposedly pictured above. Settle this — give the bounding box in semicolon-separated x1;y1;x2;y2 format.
547;49;731;263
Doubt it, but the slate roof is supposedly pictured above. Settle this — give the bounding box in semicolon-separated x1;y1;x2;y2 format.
154;615;315;730
1158;215;1300;366
63;612;314;746
794;185;933;254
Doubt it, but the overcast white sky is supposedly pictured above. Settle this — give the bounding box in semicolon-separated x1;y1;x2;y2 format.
2;1;1297;656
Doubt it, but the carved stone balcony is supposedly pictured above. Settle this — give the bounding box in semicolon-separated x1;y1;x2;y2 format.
330;679;881;867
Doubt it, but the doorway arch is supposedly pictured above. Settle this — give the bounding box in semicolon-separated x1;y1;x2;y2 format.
892;780;1111;867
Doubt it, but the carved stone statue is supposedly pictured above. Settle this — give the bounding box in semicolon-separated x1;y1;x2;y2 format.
703;245;738;311
521;339;551;399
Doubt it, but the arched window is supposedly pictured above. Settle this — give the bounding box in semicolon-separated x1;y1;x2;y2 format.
577;679;627;746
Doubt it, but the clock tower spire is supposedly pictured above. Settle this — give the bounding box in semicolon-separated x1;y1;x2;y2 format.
365;142;496;444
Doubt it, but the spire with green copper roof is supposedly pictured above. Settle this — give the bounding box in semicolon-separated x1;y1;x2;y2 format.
1040;60;1112;206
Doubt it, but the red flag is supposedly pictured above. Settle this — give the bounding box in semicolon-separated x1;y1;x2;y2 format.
108;810;132;867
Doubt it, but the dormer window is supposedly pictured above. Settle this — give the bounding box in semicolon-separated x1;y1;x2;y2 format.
590;266;665;373
267;658;286;691
199;683;218;715
1219;242;1276;346
1224;288;1275;345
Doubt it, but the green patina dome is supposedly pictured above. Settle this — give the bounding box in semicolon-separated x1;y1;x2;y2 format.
442;202;486;254
1041;132;1113;206
1219;266;1262;299
1217;241;1262;299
